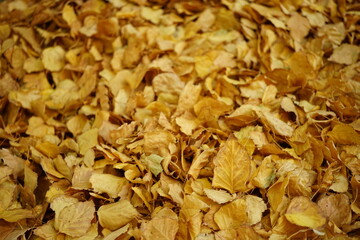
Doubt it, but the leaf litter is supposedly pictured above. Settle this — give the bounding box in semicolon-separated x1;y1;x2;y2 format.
0;0;359;239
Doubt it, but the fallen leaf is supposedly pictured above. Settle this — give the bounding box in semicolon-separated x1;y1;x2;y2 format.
212;138;251;193
318;194;351;227
57;201;95;237
285;196;326;229
142;207;179;240
41;46;66;72
214;198;248;229
329;44;360;65
98;200;138;230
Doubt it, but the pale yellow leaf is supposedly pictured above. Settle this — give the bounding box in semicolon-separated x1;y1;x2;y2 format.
329;44;360;65
77;128;98;155
98;200;138;230
57;201;95;237
245;195;267;225
41;46;66;72
204;188;235;204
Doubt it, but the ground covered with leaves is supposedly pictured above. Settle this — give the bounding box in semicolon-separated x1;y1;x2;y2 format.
0;0;360;239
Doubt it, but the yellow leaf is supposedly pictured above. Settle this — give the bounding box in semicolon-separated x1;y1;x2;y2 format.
204;188;235;204
0;205;43;222
41;46;65;72
142;207;179;240
329;173;348;193
195;51;217;78
72;166;93;190
252;156;275;189
77;128;98;155
214;199;248;229
152;73;185;95
62;4;78;26
285;196;326;229
66;114;90;136
212;138;251;193
287;13;310;43
90;173;129;198
328;44;360;65
57;201;95;237
174;81;201;117
245;195;267;225
103;224;129;240
188;149;214;180
327;124;360;145
140;6;163;25
24;164;38;192
98;200;138;230
0;149;24;178
35;141;59;158
0;181;17;210
175;111;198;136
258;110;294;137
33;220;57;239
194;97;232;122
26;116;55;138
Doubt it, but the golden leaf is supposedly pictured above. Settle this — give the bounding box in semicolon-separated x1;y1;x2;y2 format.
152;73;185;95
57;201;95;237
41;46;66;72
142;207;179;240
89;173;129;198
245;195;267;225
327;124;360;145
98;200;138;230
77;128;98;155
204;188;235;204
214;199;248;229
212;138;251;193
188;149;214;180
285;196;326;229
0;205;43;223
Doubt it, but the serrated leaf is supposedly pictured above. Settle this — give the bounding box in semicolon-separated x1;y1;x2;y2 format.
57;201;95;237
212;138;251;193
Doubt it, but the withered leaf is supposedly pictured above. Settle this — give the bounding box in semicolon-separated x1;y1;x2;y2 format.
329;44;360;65
41;46;66;72
90;173;129;198
142;207;179;240
285;196;326;229
214;198;248;229
98;200;138;230
318;194;351;227
57;201;95;237
212;138;251;193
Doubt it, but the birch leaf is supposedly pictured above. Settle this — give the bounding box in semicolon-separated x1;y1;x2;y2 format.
212;138;251;193
57;201;95;237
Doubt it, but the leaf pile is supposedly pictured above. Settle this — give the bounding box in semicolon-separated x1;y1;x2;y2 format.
0;0;360;239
